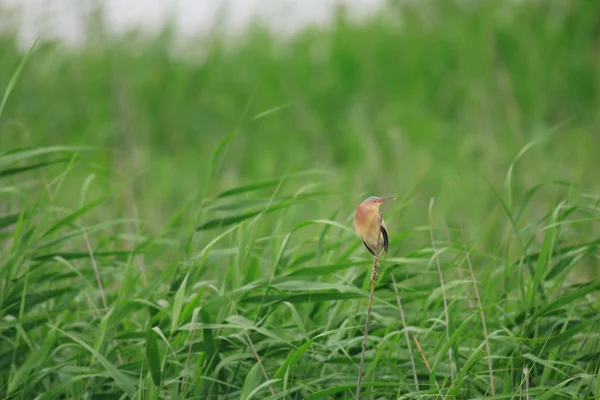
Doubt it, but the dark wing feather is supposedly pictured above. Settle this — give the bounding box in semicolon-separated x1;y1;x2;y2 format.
380;216;389;253
361;237;376;256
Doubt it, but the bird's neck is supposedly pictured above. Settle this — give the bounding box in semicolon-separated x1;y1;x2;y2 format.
355;205;379;223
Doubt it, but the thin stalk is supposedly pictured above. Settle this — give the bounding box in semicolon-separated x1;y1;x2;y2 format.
229;295;276;396
356;213;383;400
412;334;443;395
390;274;419;391
524;366;530;400
428;198;454;381
462;235;495;395
356;254;379;400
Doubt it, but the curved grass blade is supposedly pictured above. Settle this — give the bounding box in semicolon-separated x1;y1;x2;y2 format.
196;201;292;231
240;362;261;400
0;39;36;120
0;313;59;332
534;315;600;352
0;146;94;169
0;158;73;180
215;170;332;199
171;273;188;333
537;376;581;400
145;327;162;387
274;338;315;379
32;250;136;262
50;325;137;397
7;330;56;394
41;195;107;238
532;282;600;320
216;179;284;199
245;379;280;400
0;212;24;230
305;382;400;399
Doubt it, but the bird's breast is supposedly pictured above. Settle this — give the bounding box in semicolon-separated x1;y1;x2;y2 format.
354;207;380;238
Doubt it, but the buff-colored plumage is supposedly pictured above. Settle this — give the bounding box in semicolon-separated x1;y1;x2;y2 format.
354;196;394;256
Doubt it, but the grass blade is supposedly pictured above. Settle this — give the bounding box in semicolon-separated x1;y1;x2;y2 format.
0;39;36;120
50;325;137;397
145;327;162;387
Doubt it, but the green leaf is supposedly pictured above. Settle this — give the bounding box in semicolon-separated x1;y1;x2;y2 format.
93;309;114;353
39;374;99;400
545;244;598;280
146;327;162;387
240;362;261;400
0;39;36;120
304;382;399;399
213;170;332;199
528;220;554;308
513;183;543;223
0;158;73;180
537;376;580;400
304;384;355;399
8;330;56;393
251;101;293;120
216;179;283;198
446;343;485;397
240;291;365;305
532;282;600;320
0;313;58;332
32;250;136;262
281;301;307;336
197;192;326;231
35;219;137;249
595;364;600;400
245;379;279;400
485;177;543;300
0;212;23;229
200;308;220;369
0;146;94;169
152;326;176;358
3;287;79;315
205;198;285;212
41;195;107;237
535;316;600;352
171;273;188;333
504;139;540;211
179;286;205;324
205;125;241;189
50;325;137;397
523;353;566;376
274;338;315;379
285;261;370;278
430;314;474;384
196;201;293;231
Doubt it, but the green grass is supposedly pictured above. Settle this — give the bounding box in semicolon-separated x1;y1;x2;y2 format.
1;1;600;398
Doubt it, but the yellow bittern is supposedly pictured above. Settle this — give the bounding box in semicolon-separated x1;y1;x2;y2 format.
354;196;394;258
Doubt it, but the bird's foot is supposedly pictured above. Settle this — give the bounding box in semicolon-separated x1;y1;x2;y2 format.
371;268;378;285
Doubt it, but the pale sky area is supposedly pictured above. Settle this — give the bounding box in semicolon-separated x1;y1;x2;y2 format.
0;0;385;47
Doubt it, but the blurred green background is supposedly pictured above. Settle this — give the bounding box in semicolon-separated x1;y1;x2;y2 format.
2;1;600;398
3;0;599;230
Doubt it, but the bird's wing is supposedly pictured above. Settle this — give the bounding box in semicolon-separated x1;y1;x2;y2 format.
380;215;389;253
361;237;376;256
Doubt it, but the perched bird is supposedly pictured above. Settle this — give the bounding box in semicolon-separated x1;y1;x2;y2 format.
354;196;394;258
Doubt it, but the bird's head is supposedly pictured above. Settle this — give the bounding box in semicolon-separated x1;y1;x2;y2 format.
356;196;395;215
361;196;394;208
354;196;395;228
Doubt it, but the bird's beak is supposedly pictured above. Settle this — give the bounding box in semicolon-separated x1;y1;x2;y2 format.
376;196;395;203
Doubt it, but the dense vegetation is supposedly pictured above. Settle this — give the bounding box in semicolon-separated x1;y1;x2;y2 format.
1;1;599;398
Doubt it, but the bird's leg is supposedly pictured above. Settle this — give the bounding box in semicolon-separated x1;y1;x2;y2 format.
371;255;380;284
